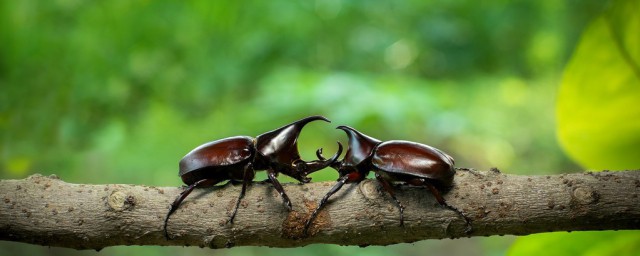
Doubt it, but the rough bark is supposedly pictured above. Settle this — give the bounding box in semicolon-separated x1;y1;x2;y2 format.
1;169;639;250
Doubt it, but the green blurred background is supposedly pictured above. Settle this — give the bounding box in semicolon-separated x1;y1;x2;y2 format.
1;0;639;255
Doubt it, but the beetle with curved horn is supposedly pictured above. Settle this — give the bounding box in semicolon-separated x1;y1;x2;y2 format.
163;116;343;240
304;125;471;236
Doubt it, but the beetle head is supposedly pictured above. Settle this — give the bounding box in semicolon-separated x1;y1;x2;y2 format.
334;125;381;176
255;115;342;182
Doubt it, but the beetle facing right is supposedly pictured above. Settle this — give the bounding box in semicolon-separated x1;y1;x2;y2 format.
163;116;342;240
304;125;472;235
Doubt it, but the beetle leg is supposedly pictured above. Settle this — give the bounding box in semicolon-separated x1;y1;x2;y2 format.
303;174;349;236
164;178;219;240
228;163;254;224
266;168;292;211
375;173;405;226
423;181;473;234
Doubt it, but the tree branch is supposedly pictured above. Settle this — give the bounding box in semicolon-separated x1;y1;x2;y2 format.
1;169;639;250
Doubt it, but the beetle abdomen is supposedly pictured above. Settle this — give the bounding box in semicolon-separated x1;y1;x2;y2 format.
179;136;254;179
371;140;455;184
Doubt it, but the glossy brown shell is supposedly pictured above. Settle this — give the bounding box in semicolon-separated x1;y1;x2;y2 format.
178;136;254;184
255;115;329;164
336;125;381;168
371;140;455;185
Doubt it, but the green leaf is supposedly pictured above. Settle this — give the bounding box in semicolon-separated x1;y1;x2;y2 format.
511;1;640;255
508;231;640;256
556;0;640;170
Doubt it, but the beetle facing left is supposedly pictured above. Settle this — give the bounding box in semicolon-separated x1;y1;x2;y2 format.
304;125;471;236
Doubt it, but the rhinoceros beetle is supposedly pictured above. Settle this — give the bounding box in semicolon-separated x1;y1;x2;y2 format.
163;116;342;239
304;125;471;235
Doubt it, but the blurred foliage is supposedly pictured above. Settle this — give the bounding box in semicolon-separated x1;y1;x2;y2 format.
511;0;640;254
557;0;640;170
1;0;635;255
509;231;640;256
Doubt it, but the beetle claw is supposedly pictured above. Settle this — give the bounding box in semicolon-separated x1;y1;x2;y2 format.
293;142;343;179
316;148;326;161
322;142;343;169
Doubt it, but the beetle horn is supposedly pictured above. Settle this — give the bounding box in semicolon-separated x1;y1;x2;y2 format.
255;115;331;164
298;141;343;175
336;125;382;166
